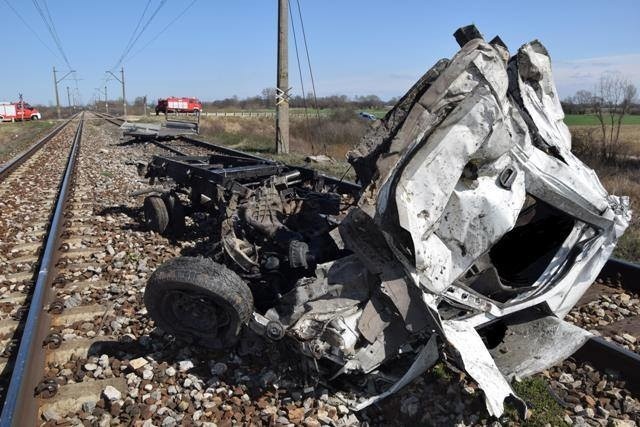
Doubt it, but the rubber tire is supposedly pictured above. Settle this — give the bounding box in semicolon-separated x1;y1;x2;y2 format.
145;257;254;348
144;195;169;233
31;115;39;120
163;194;186;236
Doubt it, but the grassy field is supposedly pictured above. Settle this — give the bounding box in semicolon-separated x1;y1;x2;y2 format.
125;112;363;180
0;120;57;163
198;114;362;180
564;114;640;126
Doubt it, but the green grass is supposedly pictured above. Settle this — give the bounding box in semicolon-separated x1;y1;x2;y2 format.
198;108;333;116
431;362;452;381
361;108;390;119
613;221;640;261
266;152;355;181
0;120;57;163
212;131;273;153
564;114;640;126
506;377;568;427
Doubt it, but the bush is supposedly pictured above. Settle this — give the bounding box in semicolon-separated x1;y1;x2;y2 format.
290;109;368;158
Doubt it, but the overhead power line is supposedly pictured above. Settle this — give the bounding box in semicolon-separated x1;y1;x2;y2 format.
126;0;198;62
110;0;168;71
295;0;320;116
42;0;64;52
30;0;72;68
288;0;308;118
110;0;153;71
2;0;61;62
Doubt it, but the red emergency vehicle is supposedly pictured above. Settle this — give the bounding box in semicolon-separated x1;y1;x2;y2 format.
155;97;202;115
0;101;42;122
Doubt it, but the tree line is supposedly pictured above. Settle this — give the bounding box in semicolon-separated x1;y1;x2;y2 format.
561;73;638;161
201;89;395;111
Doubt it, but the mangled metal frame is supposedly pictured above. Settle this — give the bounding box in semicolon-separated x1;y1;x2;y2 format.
258;25;630;416
144;25;630;417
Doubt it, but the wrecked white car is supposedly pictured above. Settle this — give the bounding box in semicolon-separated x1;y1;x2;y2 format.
143;25;630;416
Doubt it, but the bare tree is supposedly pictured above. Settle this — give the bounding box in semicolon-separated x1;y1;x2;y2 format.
592;73;637;161
261;87;277;108
573;90;593;114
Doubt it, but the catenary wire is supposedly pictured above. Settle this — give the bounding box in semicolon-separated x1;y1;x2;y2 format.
125;0;198;63
1;0;61;63
295;0;320;117
288;0;308;119
110;0;152;71
30;0;72;68
114;0;168;70
111;0;151;71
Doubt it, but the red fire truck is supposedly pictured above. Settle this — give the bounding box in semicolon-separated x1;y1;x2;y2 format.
155;97;202;115
0;101;42;122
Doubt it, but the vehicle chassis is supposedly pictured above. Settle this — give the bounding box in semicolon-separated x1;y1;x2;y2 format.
142;137;361;315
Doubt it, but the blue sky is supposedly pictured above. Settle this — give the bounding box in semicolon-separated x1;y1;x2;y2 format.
1;0;638;105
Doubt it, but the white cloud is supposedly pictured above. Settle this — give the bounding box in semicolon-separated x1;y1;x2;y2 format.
553;53;640;98
317;54;640;101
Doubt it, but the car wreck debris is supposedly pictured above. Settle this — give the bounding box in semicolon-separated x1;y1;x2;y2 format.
142;25;631;417
121;118;199;140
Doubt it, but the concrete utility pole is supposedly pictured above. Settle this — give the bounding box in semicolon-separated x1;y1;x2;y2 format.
275;0;290;154
104;86;109;114
143;95;147;116
121;67;127;118
53;67;60;119
52;66;75;119
66;86;72;108
106;67;127;118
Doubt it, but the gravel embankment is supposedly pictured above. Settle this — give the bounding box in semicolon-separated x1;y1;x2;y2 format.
3;115;640;426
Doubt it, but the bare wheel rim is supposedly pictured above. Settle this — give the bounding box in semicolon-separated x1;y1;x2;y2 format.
162;290;233;339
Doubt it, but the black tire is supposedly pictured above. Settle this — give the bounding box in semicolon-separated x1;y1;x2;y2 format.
31;115;39;121
163;193;186;236
144;195;169;233
145;257;254;348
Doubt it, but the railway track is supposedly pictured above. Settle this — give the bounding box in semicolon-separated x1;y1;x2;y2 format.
95;111;640;369
101;112;640;420
92;112;124;128
0;110;629;425
0;112;221;426
0;113;84;424
0;115;77;181
1;112;168;425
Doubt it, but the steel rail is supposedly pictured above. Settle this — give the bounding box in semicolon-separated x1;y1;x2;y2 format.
0;113;85;427
596;257;640;294
93;111;125;126
0;114;78;182
570;257;640;395
150;140;188;156
98;109;640;392
573;336;640;395
98;112;359;192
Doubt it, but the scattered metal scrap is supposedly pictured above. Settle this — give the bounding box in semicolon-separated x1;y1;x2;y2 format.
120;119;199;141
141;25;631;417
